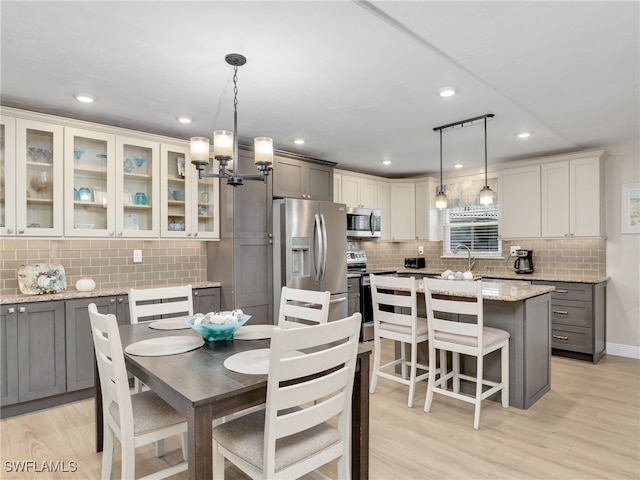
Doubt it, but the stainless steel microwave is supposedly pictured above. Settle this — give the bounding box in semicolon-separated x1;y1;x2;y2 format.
346;207;381;238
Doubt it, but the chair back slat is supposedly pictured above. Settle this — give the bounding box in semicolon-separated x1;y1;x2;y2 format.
278;287;331;328
128;285;194;324
370;274;422;334
276;392;345;439
279;341;353;382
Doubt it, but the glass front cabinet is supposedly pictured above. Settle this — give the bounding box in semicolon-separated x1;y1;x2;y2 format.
64;128;160;238
1;116;64;236
160;144;218;239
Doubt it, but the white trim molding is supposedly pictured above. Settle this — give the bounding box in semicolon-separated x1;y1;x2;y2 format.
606;342;640;359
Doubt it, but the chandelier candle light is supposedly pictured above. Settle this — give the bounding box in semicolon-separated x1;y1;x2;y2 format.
190;53;273;187
432;113;495;209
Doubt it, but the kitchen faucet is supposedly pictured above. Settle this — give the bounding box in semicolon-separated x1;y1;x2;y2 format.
454;244;475;272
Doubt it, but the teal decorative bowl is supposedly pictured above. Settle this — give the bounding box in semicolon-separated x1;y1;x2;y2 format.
185;312;251;342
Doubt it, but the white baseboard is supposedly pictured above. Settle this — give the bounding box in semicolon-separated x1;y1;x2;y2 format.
606;342;640;359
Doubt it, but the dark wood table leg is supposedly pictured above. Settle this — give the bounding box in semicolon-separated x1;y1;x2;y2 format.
95;359;103;452
352;352;370;480
188;404;213;480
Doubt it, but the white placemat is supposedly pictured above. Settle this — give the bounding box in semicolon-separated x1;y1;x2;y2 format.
233;324;276;340
125;335;204;356
148;317;190;330
224;348;304;375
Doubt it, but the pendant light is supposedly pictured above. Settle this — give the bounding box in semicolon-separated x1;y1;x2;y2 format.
434;129;448;209
478;115;494;205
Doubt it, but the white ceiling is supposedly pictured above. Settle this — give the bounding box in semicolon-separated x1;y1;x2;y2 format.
1;1;638;177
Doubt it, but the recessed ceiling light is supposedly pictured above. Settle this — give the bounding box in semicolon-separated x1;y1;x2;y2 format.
293;139;305;145
438;87;456;98
177;116;192;124
518;132;531;138
382;160;392;166
74;93;95;103
454;163;463;169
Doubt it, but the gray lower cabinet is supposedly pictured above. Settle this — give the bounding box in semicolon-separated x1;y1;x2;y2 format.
193;287;221;313
1;306;19;406
2;302;69;409
348;277;360;316
65;296;129;392
532;280;606;363
272;155;334;202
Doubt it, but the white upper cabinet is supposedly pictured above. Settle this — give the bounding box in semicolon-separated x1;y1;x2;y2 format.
377;181;390;240
389;182;415;241
8;118;65;237
65;128;160;238
333;173;342;203
542;153;606;237
341;174;377;209
498;164;541;239
415;178;442;241
161;143;219;239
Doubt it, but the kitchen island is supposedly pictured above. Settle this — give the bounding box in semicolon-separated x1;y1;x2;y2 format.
393;279;554;409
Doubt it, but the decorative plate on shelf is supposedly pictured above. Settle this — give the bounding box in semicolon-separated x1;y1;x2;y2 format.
17;263;67;295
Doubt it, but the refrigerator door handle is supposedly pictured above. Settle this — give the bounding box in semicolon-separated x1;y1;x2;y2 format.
313;214;323;281
320;214;328;281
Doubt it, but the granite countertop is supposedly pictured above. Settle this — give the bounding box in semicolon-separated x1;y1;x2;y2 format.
398;279;556;302
1;281;222;305
393;269;609;284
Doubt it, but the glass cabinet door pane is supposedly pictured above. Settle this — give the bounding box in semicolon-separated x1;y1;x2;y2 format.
118;137;158;237
65;128;115;237
161;144;189;237
25;129;55;230
195;159;219;238
0;121;10;233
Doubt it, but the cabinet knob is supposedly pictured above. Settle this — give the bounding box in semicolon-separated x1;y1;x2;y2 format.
19;307;26;313
7;229;13;234
118;298;124;304
194;291;199;296
18;229;25;234
118;232;123;236
110;299;116;304
109;232;115;236
187;233;192;237
194;232;198;237
8;307;15;314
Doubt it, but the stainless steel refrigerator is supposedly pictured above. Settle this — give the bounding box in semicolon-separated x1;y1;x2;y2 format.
273;198;348;322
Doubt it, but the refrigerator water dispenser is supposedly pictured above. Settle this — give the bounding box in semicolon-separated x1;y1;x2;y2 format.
291;237;310;277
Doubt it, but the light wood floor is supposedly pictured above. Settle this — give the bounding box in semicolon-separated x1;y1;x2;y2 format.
1;339;639;479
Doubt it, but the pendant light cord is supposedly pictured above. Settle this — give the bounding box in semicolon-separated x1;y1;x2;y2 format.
484;117;488;186
439;129;443;193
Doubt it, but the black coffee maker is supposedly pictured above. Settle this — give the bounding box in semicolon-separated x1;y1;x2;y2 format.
514;250;534;274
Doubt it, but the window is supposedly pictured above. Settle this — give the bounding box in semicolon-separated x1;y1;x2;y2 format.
442;177;501;256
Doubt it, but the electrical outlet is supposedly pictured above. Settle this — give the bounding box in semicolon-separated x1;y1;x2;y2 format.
133;249;143;263
418;245;424;255
510;246;521;256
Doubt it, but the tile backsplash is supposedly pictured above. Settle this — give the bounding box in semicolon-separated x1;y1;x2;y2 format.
1;239;207;296
361;238;606;279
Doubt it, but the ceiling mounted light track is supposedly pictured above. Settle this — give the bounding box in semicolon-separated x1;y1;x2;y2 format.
432;113;495;208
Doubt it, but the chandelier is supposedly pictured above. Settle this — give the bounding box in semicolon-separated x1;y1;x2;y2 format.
190;53;273;187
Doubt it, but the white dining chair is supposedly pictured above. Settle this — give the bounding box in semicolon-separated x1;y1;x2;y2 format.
423;278;510;430
369;274;431;408
127;285;193;457
212;313;362;480
277;286;331;328
88;303;188;480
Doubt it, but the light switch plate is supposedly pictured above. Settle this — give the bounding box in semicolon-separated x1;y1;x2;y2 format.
133;249;143;263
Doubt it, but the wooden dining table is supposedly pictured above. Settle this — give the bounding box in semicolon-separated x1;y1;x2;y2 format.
94;323;372;480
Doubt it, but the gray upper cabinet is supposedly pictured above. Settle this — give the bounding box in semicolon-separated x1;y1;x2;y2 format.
272;155;333;202
1;306;19;406
17;301;66;403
